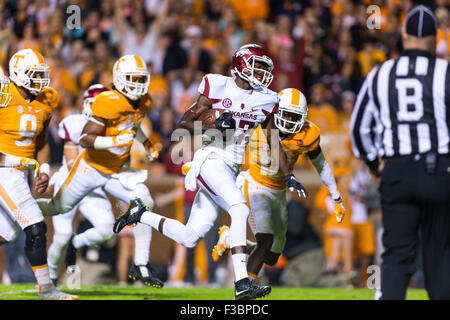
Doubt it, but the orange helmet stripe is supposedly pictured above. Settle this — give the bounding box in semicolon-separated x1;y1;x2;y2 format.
31;49;45;64
290;88;300;107
134;55;144;69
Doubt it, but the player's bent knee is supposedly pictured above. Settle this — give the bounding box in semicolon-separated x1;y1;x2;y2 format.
228;203;249;221
97;223;114;241
180;226;201;248
24;221;47;250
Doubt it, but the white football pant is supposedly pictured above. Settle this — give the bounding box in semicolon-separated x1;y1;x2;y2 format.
237;171;288;254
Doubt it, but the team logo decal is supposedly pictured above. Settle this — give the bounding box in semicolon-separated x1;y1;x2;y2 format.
222;98;232;108
296;140;304;146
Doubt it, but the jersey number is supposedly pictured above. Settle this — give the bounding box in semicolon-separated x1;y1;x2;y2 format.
395;79;424;121
15;114;37;147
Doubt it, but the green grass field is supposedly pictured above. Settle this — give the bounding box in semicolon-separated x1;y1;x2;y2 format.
0;284;429;300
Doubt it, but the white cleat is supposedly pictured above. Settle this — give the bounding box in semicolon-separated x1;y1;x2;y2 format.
38;283;79;300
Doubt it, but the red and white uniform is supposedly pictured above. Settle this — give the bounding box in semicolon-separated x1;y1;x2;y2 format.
180;74;278;247
198;73;279;171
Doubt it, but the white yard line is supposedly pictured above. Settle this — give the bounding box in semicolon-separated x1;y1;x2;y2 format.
0;288;37;296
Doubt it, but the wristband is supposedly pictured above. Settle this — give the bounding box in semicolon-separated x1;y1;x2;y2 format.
94;136;114;150
40;163;50;176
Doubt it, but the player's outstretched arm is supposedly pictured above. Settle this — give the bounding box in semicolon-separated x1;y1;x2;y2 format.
79;116;134;149
176;94;212;133
307;146;345;222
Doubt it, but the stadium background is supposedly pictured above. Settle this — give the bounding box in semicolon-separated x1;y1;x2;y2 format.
0;0;448;291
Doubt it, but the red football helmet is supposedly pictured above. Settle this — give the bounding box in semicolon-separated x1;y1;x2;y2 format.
231;44;274;89
82;84;108;118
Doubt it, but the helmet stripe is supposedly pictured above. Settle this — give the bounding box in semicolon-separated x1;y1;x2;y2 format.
134;55;144;69
290;89;300;107
31;49;45;64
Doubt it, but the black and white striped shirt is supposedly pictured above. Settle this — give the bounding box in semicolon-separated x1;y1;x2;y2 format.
350;49;450;164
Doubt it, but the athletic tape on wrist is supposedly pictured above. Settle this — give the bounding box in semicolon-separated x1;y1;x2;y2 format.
40;163;50;176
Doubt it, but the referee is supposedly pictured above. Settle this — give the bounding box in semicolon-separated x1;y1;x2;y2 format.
350;5;450;300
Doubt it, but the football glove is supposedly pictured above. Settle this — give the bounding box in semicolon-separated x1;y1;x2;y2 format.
214;111;234;132
143;140;159;162
112;128;135;147
285;174;308;198
147;146;159;162
19;157;40;178
334;198;346;223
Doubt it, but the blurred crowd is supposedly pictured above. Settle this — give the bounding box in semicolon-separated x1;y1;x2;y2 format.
0;0;448;288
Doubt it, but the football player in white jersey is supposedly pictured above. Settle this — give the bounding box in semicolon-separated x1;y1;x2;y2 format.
114;44;308;300
46;84;163;287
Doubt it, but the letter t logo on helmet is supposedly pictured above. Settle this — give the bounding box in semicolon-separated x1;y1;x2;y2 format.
113;55;150;101
9;48;50;96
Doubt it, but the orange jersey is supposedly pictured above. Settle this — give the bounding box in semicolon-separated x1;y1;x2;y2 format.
0;83;57;158
248;120;320;190
82;90;150;174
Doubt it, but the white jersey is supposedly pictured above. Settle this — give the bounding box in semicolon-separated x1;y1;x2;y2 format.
57;113;87;168
50;113;87;190
198;74;279;171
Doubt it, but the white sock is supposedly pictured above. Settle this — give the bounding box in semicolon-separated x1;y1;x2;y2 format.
231;253;248;282
33;265;52;286
140;211;163;230
133;223;152;265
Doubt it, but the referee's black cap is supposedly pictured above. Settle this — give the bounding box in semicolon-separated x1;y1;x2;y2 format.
404;5;438;38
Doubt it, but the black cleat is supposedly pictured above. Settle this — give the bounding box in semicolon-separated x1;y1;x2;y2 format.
234;278;271;300
65;235;77;268
128;263;164;288
113;198;146;233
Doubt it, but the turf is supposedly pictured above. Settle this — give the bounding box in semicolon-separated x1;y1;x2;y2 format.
0;284;429;300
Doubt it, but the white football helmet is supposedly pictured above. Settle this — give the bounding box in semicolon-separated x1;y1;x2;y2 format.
9;48;50;95
0;66;11;108
275;88;308;134
113;54;150;101
231;44;274;89
82;84;108;118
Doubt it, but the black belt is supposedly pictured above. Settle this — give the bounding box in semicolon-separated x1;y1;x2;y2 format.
384;152;450;175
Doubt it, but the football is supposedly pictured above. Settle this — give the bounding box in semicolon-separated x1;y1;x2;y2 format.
197;108;225;126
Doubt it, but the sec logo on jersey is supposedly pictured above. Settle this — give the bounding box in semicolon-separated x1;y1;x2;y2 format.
222;98;232;108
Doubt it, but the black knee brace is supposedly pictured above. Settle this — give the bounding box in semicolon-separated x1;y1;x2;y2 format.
24;221;48;266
